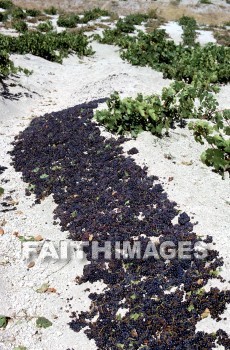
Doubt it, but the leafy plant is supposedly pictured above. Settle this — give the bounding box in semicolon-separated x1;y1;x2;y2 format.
0;50;16;80
125;13;148;25
57;13;80;28
116;18;135;33
120;29;177;68
178;16;197;46
118;30;230;85
0;11;8;22
94;28;127;45
0;315;9;328
11;7;27;20
189;110;230;175
178;16;197;27
44;6;57;15
96;91;165;137
199;0;212;4
0;31;94;64
37;20;53;32
36;317;52;328
95;81;221;137
12;20;28;33
25;8;41;17
81;8;110;24
0;0;13;9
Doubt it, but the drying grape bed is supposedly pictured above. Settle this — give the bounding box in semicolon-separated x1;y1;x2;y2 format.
11;100;230;349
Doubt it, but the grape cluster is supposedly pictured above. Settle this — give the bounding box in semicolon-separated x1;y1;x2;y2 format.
0;165;7;175
11;100;230;350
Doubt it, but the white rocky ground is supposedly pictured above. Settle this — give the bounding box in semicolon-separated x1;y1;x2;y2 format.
0;16;230;350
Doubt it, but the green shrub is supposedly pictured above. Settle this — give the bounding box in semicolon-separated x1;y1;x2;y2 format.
116;18;135;33
0;0;13;9
57;13;80;28
11;7;27;20
94;29;121;44
178;16;197;27
81;7;110;23
37;20;53;32
189;110;230;175
178;16;197;46
96;82;229;175
124;13;148;25
96;91;171;137
116;29;230;85
44;6;57;15
0;31;94;63
0;11;8;21
0;50;16;80
120;29;176;68
94;28;134;48
95;81;220;137
199;0;212;4
26;8;42;17
12;20;28;33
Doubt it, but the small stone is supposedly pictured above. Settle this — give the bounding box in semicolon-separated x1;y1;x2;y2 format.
201;308;210;319
27;261;35;269
34;235;43;241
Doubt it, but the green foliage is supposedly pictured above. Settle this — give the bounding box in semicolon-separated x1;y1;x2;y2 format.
81;7;110;23
96;91;171;137
57;13;80;28
0;31;94;64
178;16;197;46
189;110;230;175
164;44;230;84
116;18;135;33
95;81;222;137
0;0;13;9
125;13;148;25
94;29;119;44
0;50;16;79
115;14;148;34
26;8;42;17
44;6;57;15
199;0;212;4
117;30;230;85
0;11;8;22
178;16;197;27
96;82;217;136
94;27;135;49
0;315;8;328
120;29;177;68
12;20;28;33
11;7;27;20
37;20;53;32
36;317;52;328
97;26;230;86
96;80;228;175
